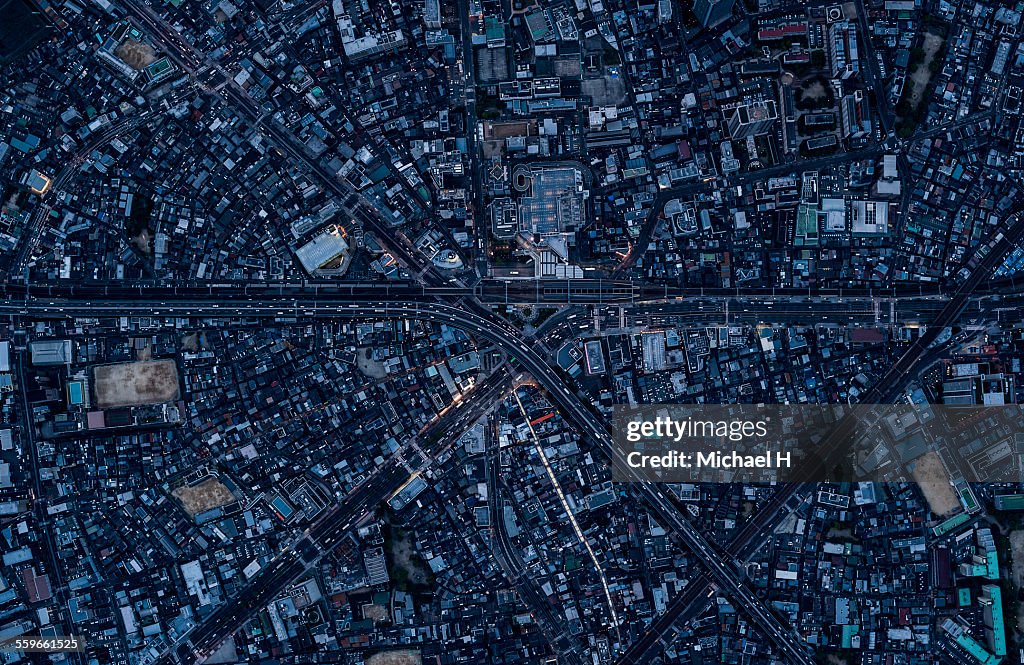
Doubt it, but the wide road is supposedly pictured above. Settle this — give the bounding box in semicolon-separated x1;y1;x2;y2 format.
1;295;816;664
174;463;407;664
11;110;154;276
30;3;1011;663
616;212;1024;663
0;279;974;330
0;281;974;330
4;257;1014;661
0;278;962;303
160;366;517;663
5;263;1014;664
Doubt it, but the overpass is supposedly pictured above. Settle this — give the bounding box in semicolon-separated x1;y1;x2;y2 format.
0;279;1006;329
3;295;816;665
0;277;970;305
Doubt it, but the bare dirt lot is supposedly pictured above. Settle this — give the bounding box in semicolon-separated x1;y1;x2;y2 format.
553;56;581;78
361;602;389;623
365;651;421;665
172;477;235;516
911;451;959;516
484;121;533;140
356;348;388;379
181;333;199;352
94;359;180;408
115;39;156;70
800;80;829;102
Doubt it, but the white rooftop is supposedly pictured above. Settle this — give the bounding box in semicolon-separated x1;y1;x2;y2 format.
295;227;350;273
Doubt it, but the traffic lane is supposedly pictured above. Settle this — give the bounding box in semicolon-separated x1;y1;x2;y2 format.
177;368;514;660
183;466;408;658
29;297;807;662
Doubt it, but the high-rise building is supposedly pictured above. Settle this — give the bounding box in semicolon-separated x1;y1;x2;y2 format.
980;585;1007;658
828;20;860;79
840;90;872;139
725;99;778;139
694;0;735;29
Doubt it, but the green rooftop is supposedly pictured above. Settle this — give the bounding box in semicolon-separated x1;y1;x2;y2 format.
933;512;970;537
954;631;999;665
985;550;999;580
485;16;505;43
841;624;859;649
795;204;819;246
982;585;1006;657
994;494;1024;511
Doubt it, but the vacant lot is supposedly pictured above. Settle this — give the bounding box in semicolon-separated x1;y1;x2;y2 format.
911;452;959;516
582;76;628;106
173;477;235;516
896;28;947;137
365;651;421;665
94;359;180;408
356;348;388;379
115;39;156;70
361;602;388;623
554;56;581;78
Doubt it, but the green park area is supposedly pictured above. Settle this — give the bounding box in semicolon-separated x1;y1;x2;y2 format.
896;20;950;137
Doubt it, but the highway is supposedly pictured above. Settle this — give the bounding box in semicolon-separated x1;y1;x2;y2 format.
2;294;816;663
0;295;815;663
122;218;1024;665
3;242;1017;664
5;264;1018;664
11;110;153;276
18;0;825;647
0;280;992;331
615;211;1024;663
18;3;1021;662
159;365;517;663
0;277;964;302
173;463;408;663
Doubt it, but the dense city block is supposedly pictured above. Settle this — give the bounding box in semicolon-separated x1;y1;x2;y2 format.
3;0;1024;664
